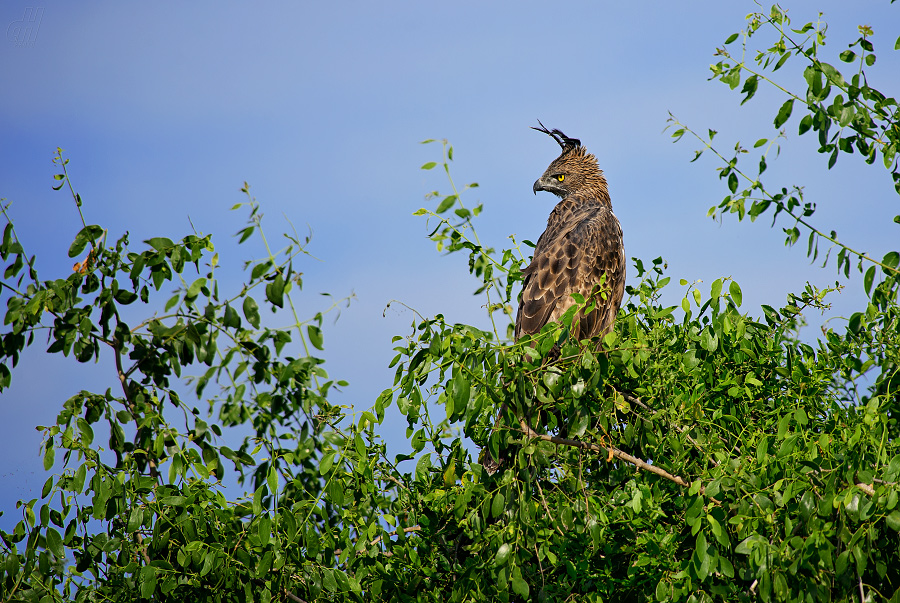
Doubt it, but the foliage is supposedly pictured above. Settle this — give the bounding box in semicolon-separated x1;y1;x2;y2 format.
2;4;900;602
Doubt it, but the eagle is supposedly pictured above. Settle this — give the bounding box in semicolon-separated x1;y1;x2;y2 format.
483;123;625;475
516;121;625;346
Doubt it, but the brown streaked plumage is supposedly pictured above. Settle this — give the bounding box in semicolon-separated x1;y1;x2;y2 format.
515;121;625;345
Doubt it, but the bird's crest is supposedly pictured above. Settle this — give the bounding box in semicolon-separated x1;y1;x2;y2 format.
532;120;581;154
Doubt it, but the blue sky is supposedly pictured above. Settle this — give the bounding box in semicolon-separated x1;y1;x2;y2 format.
1;2;898;521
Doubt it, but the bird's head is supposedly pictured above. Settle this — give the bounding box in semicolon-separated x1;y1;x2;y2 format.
531;120;606;200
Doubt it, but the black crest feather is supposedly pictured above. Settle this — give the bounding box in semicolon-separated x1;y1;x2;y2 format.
531;119;581;153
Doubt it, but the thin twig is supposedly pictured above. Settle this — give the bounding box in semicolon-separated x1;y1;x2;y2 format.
379;473;408;491
534;479;563;536
135;532;152;566
284;589;308;603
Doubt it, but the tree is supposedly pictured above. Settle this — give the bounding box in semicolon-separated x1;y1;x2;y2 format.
1;4;899;602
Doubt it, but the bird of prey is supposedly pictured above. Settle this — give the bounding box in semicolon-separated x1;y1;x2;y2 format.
515;121;625;346
482;123;625;475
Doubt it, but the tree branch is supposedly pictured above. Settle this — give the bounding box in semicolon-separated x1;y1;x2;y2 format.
516;417;694;490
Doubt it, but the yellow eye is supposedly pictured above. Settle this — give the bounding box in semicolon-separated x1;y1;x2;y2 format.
556;174;565;182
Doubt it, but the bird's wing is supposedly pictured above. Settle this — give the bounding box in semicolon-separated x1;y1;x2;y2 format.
515;211;625;342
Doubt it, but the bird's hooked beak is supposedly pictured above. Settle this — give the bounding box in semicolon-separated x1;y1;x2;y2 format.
533;178;543;195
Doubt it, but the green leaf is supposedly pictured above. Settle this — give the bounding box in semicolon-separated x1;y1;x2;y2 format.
436;195;458;214
887;511;900;531
127;506;143;532
41;476;54;499
740;75;758;105
68;237;88;259
186;277;206;299
720;68;740;90
145;237;174;252
70;466;84;493
266;466;278;500
494;543;511;566
140;566;158;598
257;515;271;547
322;568;337;592
307;325;324;350
67;225;103;258
77;418;94;446
836;550;850;575
415;453;432;483
655;581;670;601
864;265;876;296
773;572;788;600
511;572;530;598
238;226;255;243
223;304;241;329
492;492;506;519
735;534;763;554
820;62;845;87
46;527;64;558
421;162;437;170
43;444;55;470
196;550;214;576
729;280;742;306
774;99;794;128
701;327;718;352
319;452;335;475
883;251;899;274
451;371;470;417
114;289;138;304
266;273;285;308
243;297;260;329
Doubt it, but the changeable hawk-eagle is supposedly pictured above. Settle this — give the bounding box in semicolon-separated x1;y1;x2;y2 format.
516;122;625;345
483;123;625;475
